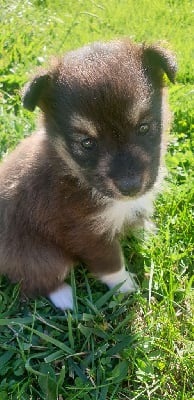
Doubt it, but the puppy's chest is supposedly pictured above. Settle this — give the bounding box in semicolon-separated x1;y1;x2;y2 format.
94;192;154;237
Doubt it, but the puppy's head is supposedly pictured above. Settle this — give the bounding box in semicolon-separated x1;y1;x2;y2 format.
23;39;177;200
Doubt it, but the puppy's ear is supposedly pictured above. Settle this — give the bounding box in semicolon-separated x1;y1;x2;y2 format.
143;45;177;83
22;74;50;111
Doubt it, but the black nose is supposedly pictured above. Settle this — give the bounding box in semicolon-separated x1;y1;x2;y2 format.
115;176;142;196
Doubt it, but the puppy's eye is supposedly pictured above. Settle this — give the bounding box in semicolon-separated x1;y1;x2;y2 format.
81;137;96;150
139;123;150;135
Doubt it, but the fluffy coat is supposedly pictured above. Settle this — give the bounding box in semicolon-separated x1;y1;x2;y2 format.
0;39;177;309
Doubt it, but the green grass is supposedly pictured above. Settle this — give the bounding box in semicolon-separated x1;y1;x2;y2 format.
0;0;193;399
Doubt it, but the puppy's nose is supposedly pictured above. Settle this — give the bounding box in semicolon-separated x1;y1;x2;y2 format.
115;176;141;196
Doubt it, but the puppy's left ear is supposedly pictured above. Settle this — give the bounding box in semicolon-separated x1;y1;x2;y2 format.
143;45;177;83
22;74;50;112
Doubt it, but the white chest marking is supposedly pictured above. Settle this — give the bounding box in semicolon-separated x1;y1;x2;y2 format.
96;191;155;236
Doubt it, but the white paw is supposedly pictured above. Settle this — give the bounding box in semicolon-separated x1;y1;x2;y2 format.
48;284;73;310
99;266;139;293
117;271;139;293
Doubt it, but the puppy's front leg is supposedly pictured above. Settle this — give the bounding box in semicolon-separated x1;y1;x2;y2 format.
85;240;139;293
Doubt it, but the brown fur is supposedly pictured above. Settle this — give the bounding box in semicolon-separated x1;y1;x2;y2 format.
0;39;177;297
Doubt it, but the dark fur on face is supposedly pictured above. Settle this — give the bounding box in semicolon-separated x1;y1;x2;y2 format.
0;39;176;304
24;40;176;199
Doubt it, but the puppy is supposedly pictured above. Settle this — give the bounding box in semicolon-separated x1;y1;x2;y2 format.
0;39;177;310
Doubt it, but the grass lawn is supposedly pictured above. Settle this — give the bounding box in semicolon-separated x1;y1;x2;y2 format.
0;0;193;399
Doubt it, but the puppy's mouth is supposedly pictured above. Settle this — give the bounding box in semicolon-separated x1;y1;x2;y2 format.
90;175;153;201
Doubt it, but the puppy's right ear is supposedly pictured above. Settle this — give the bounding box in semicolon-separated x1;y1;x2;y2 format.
22;74;50;112
143;45;177;84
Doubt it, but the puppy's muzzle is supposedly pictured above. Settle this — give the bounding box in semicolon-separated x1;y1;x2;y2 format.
114;176;142;196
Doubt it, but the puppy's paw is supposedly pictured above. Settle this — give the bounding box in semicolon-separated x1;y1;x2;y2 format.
117;271;139;293
48;284;73;310
100;266;139;293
